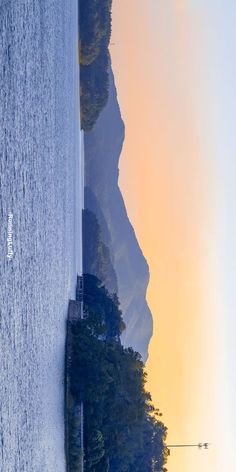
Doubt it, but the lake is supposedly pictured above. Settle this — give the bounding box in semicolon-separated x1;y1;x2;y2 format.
0;1;82;470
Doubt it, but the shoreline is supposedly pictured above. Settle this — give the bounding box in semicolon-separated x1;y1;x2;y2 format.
65;291;84;472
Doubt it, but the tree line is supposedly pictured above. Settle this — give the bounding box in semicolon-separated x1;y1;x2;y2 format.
67;274;169;472
79;0;112;131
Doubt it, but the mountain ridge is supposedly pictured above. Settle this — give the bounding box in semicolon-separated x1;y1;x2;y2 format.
84;64;153;361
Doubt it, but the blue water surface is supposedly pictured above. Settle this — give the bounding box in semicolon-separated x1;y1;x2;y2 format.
0;1;81;470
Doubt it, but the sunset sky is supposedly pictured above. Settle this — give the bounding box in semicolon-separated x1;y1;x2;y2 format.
110;1;236;471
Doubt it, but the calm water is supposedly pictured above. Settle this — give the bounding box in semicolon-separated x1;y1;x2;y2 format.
0;1;81;471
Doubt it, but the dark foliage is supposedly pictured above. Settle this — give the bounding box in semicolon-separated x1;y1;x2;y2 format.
67;275;169;472
79;0;112;130
79;0;112;65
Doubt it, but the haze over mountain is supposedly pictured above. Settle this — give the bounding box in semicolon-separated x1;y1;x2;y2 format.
84;65;153;361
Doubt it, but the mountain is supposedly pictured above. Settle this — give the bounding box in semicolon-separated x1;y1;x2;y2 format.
84;65;153;361
83;208;118;294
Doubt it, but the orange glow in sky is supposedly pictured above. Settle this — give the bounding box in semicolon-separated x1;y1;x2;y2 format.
110;1;228;471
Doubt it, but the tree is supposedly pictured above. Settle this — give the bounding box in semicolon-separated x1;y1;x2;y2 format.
66;275;168;472
79;0;112;130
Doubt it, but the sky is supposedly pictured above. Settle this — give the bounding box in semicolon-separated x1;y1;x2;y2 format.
110;1;236;472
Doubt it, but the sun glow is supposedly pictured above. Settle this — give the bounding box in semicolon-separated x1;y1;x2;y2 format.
110;1;231;472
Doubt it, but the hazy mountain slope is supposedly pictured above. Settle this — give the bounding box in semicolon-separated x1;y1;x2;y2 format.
83;208;118;294
84;65;153;361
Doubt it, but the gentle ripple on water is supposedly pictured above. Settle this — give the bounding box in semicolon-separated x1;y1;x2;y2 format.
0;1;80;471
